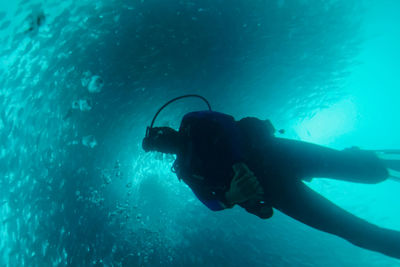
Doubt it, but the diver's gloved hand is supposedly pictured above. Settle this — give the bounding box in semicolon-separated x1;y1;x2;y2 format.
225;163;264;206
241;198;273;219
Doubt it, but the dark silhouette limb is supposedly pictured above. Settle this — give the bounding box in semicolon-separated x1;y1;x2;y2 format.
266;138;389;184
271;180;400;259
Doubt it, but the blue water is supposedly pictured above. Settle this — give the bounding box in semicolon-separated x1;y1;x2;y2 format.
1;0;400;266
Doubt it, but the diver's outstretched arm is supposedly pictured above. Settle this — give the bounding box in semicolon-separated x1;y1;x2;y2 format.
270;180;400;259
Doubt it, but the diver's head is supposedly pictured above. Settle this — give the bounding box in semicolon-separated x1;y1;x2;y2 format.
142;127;183;154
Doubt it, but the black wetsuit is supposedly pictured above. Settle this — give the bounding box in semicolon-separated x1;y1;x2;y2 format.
173;111;400;259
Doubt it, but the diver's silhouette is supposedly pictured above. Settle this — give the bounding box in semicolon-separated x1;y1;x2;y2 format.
25;12;45;34
142;109;400;259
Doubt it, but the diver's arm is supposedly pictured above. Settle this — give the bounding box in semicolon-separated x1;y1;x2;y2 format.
189;186;231;211
225;163;273;219
224;163;264;206
185;163;265;211
239;199;274;219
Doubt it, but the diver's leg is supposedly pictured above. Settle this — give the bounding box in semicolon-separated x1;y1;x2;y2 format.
270;180;400;259
269;138;389;183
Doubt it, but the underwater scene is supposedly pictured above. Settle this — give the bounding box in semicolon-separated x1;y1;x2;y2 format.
1;0;400;266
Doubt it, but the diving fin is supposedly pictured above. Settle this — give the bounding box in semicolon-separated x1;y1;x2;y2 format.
372;149;400;182
389;174;400;183
372;149;400;155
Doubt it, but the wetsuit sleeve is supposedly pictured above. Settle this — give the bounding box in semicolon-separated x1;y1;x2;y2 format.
185;179;231;211
191;189;226;211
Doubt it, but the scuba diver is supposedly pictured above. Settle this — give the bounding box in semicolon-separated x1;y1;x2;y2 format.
142;95;400;259
25;11;46;34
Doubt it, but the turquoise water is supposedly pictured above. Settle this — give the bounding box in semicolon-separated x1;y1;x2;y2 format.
0;0;399;266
